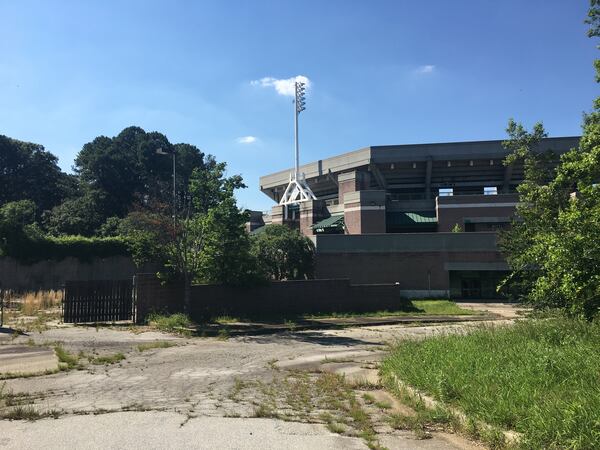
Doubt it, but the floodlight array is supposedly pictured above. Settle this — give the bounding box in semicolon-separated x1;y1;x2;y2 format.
295;82;306;113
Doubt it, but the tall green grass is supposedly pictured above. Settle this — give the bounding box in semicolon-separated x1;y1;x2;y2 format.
381;318;600;449
147;313;191;335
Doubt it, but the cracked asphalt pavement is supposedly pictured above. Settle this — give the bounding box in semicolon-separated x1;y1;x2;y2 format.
0;303;519;449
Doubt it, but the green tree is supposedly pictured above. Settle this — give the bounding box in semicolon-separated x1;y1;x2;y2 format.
43;189;108;236
188;155;245;214
117;210;172;267
74;126;205;220
0;135;75;216
251;224;315;280
198;198;256;285
165;213;210;311
0;200;38;256
499;1;600;318
121;156;254;311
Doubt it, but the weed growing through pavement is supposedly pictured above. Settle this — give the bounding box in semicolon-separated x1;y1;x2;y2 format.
228;371;387;450
88;353;126;365
147;313;192;336
0;382;61;421
53;345;79;369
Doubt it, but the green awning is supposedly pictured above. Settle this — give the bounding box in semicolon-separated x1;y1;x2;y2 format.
386;211;437;226
311;214;345;232
250;225;266;235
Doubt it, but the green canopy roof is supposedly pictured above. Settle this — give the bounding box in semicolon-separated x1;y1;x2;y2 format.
311;214;345;232
250;225;266;235
387;211;437;226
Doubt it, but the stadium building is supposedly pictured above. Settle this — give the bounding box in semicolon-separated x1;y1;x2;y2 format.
256;137;579;299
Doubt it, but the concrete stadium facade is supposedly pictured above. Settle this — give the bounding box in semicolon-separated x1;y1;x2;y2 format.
256;137;580;299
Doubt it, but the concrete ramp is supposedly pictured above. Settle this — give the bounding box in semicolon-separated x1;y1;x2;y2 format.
0;345;59;377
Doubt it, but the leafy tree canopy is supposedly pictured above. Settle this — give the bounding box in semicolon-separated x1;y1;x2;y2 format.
74;126;205;219
251;224;315;281
0;135;75;217
499;1;600;319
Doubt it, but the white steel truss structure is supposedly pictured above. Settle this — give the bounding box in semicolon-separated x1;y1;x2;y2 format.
279;80;317;206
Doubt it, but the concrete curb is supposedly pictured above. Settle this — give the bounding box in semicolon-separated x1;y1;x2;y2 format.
0;345;60;378
387;372;522;446
193;314;500;337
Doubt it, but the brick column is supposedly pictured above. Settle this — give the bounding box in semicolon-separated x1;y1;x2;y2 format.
299;200;327;236
343;190;386;234
270;205;299;229
338;170;370;201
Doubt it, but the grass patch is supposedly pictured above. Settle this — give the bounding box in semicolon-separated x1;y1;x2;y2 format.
0;384;60;420
89;353;125;365
304;299;477;319
362;393;375;404
326;420;346;434
1;405;42;420
252;402;278;418
381;318;600;449
213;315;239;324
54;345;78;369
147;313;192;335
411;300;477;315
374;400;391;410
136;341;176;352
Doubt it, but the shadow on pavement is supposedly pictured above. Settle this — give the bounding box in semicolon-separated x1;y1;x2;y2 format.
237;330;384;348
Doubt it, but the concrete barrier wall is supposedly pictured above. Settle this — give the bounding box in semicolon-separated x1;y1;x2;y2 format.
134;274;406;323
0;257;157;291
315;251;505;290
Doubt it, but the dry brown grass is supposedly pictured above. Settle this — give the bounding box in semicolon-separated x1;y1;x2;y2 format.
1;289;63;316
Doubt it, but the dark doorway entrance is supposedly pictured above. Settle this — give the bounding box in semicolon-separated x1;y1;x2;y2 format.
461;278;481;298
449;270;509;299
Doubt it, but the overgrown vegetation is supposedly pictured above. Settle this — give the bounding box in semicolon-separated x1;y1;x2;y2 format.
1;289;63;315
88;353;126;365
0;290;63;331
147;312;192;334
250;224;314;280
240;371;386;449
381;318;600;449
54;345;79;369
499;2;600;319
304;300;478;319
0;383;61;420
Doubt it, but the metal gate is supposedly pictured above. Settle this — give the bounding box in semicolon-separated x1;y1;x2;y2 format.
63;279;134;323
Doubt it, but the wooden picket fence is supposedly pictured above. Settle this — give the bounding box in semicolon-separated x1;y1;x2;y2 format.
63;279;134;323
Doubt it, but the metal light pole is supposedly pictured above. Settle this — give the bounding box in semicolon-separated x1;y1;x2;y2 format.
294;81;306;181
156;147;176;226
278;80;316;208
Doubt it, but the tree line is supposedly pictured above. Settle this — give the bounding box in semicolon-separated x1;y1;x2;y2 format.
0;127;314;309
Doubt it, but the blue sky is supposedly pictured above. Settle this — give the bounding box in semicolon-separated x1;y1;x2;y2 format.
1;1;597;211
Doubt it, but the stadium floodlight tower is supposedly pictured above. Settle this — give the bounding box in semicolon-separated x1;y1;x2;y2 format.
278;80;317;209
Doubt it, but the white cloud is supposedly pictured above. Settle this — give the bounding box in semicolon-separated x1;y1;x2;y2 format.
236;135;257;144
250;75;311;97
415;65;435;74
